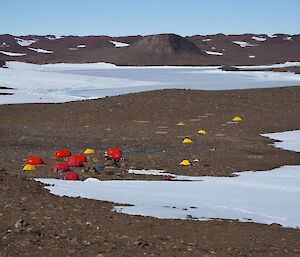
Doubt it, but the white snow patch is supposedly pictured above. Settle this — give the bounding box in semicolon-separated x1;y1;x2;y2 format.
1;61;300;105
238;61;300;69
268;34;277;38
202;38;212;42
0;42;9;48
15;37;37;46
262;130;300;152
249;55;255;58
110;41;130;47
283;36;293;41
128;169;202;181
28;47;53;54
37;164;300;228
46;36;64;40
0;51;26;57
205;51;223;56
233;41;257;48
68;48;78;51
77;44;86;48
251;36;266;42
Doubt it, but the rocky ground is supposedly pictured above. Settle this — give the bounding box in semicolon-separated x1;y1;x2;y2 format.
1;87;300;256
1;33;300;66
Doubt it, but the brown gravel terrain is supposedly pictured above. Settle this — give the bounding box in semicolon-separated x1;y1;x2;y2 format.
1;87;300;256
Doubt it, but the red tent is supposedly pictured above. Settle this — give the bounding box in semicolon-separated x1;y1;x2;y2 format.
51;163;70;172
70;154;87;163
66;171;79;181
67;157;83;167
107;147;123;160
25;156;45;165
53;149;72;159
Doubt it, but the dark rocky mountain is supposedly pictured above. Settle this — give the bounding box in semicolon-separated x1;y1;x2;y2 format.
0;33;299;66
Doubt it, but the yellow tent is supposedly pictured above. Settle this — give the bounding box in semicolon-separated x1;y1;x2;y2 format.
84;148;96;154
23;164;36;171
232;116;242;122
180;159;191;166
182;138;193;144
197;129;207;135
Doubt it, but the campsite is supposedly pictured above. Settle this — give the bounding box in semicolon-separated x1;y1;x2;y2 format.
1;1;300;256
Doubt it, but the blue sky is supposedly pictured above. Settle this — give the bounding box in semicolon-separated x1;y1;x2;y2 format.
1;0;299;36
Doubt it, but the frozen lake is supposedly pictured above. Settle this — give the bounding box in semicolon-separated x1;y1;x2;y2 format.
37;130;300;228
1;62;300;104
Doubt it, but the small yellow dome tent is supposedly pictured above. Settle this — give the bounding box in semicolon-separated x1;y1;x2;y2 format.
197;129;207;135
182;138;193;144
23;164;36;171
232;116;242;122
84;148;96;154
180;159;191;166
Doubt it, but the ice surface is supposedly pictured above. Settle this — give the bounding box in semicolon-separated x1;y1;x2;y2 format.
251;36;266;42
1;61;300;105
233;41;257;47
238;61;300;69
46;36;64;40
0;51;26;56
28;48;53;54
15;37;36;46
110;41;130;47
37;165;300;228
128;169;202;181
37;131;300;228
205;51;223;56
262;130;300;152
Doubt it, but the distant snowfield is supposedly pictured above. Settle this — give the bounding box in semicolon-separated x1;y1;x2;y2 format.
1;61;300;104
205;51;223;56
110;41;130;47
37;130;300;228
15;37;37;46
251;36;266;42
233;41;257;47
28;47;53;54
0;51;26;57
238;61;300;70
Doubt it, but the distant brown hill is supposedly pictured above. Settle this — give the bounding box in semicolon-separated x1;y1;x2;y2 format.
0;33;299;66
